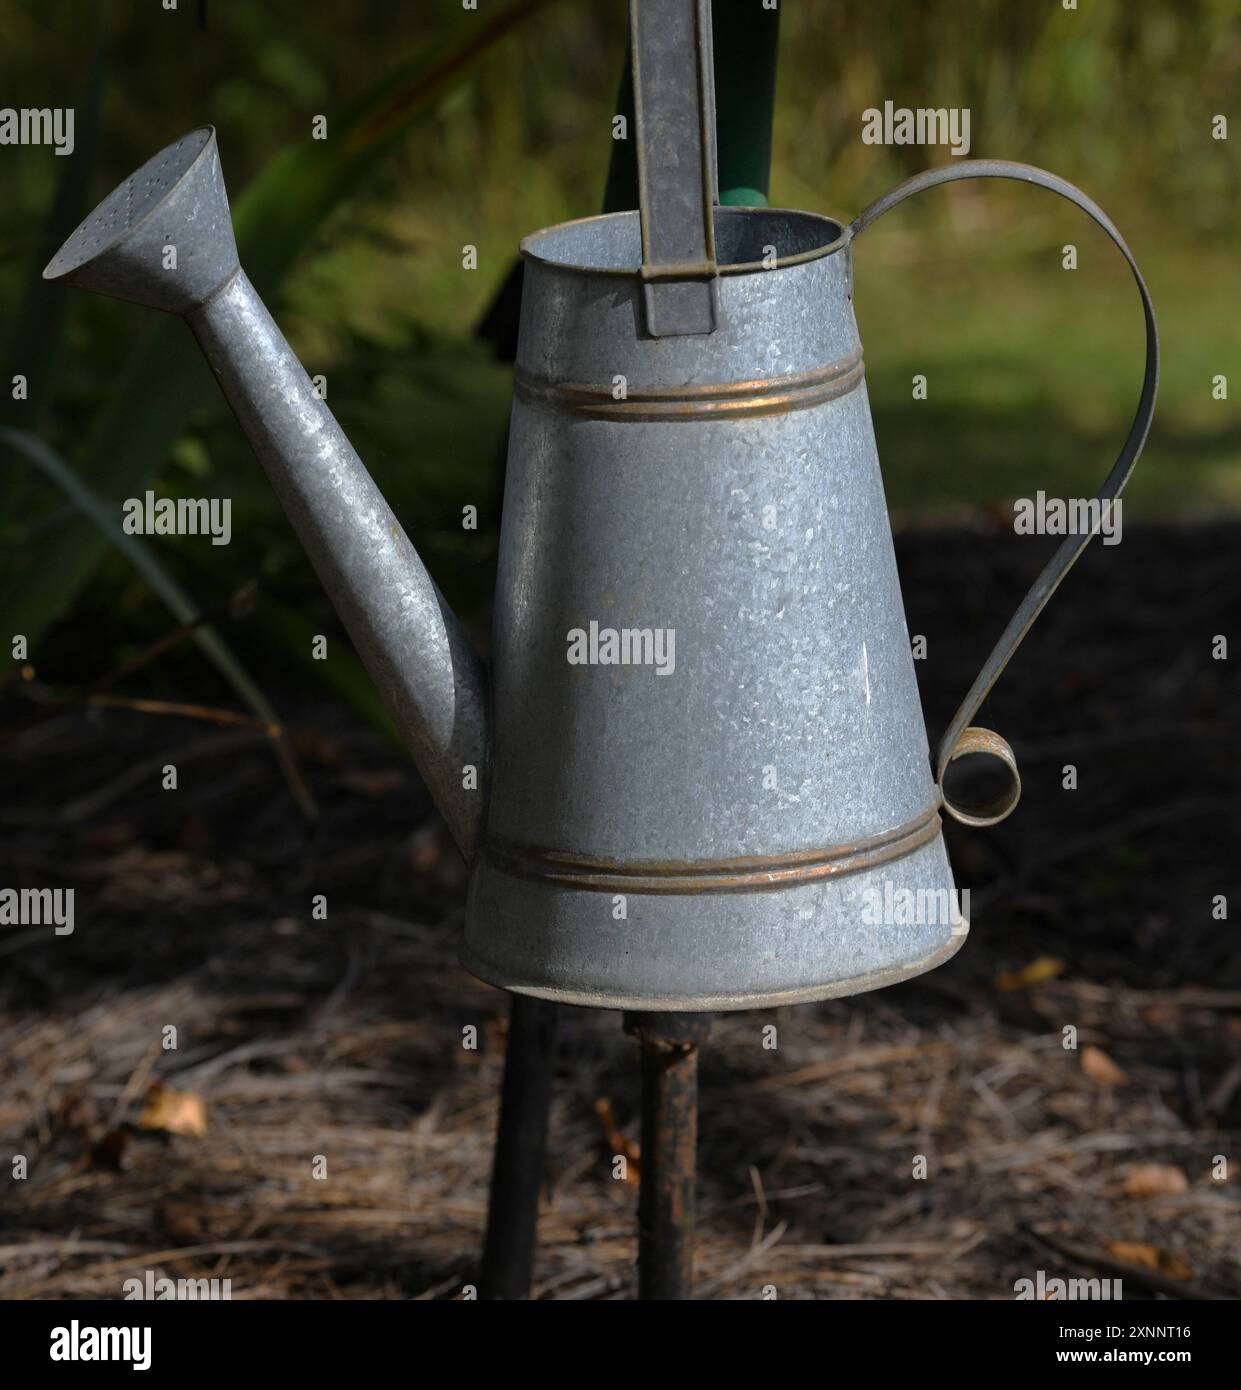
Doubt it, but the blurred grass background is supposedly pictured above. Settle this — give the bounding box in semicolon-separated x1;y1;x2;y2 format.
0;0;1237;721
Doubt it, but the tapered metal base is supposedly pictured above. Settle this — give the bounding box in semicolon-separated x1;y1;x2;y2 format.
463;834;967;1011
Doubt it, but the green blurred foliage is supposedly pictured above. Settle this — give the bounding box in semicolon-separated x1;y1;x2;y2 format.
0;0;1236;708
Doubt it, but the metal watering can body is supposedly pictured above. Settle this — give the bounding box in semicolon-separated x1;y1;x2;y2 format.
44;114;1156;1010
466;135;1160;1010
465;206;963;1009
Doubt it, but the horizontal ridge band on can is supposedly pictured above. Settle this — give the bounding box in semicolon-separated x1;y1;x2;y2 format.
484;807;941;895
513;349;865;422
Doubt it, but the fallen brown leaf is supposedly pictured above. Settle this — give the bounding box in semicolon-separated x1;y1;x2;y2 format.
1105;1239;1193;1280
1122;1163;1189;1198
594;1097;640;1182
1081;1045;1128;1087
1105;1239;1159;1269
995;956;1065;992
140;1082;207;1138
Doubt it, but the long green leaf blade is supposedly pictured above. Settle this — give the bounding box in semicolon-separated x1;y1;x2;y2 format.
1;0;547;641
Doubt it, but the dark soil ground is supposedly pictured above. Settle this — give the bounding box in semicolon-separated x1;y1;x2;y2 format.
1;521;1238;1299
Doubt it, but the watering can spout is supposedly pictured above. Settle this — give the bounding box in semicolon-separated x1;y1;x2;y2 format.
44;127;490;859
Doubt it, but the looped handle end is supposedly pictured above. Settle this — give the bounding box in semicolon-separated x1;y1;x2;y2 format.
937;727;1021;828
851;158;1157;834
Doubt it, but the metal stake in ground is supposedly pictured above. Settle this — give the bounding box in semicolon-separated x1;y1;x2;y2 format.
479;997;560;1299
624;1011;712;1300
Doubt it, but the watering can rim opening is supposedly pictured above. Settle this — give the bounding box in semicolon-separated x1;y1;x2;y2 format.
42;125;219;285
520;205;849;280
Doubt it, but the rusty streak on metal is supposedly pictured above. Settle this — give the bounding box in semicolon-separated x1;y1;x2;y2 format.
484;807;941;895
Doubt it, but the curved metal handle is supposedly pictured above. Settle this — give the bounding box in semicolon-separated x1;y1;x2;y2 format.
849;159;1159;826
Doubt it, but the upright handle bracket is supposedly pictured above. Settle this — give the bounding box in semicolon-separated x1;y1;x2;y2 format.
630;0;720;337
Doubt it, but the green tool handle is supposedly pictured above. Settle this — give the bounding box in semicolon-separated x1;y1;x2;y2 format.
603;0;779;214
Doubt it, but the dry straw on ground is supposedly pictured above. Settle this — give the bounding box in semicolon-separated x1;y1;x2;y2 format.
2;525;1238;1299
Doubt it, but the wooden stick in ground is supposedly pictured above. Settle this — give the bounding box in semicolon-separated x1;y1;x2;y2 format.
624;1010;712;1301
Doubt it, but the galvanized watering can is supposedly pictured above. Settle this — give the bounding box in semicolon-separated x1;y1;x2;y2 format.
44;32;1156;1012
